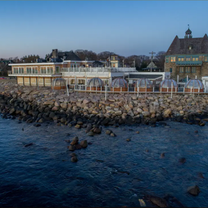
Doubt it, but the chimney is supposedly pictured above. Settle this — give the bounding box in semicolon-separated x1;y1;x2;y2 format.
52;49;58;58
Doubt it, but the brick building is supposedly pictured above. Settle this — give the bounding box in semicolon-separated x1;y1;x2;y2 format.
164;28;208;80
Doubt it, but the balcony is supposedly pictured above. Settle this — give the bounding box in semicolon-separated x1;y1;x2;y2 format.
176;61;202;66
8;72;62;77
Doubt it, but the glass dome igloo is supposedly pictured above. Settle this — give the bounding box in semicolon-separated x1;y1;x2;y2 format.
111;78;128;92
52;78;66;90
135;78;153;92
87;77;104;91
184;79;204;92
160;79;178;92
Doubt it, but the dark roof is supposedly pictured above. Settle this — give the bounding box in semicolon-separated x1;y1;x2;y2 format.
166;34;208;55
129;74;163;79
58;51;81;61
186;28;192;35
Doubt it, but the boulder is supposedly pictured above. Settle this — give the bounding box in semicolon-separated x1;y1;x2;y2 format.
80;140;88;148
187;185;200;196
70;136;78;145
68;145;75;151
71;156;78;162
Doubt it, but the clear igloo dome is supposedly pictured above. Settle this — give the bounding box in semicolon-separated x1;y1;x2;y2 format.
160;79;177;88
136;78;152;88
87;77;104;87
111;78;128;88
184;79;204;89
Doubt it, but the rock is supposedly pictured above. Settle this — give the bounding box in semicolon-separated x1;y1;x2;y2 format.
87;131;94;136
68;145;75;151
163;109;171;118
64;139;70;143
110;132;116;137
80;140;88;148
179;157;186;164
106;129;112;135
198;172;205;179
136;131;140;134
161;153;165;158
85;123;92;133
34;123;41;127
187;185;200;196
126;138;131;142
71;156;78;163
148;195;168;207
77;121;83;125
24;143;33;147
164;194;185;207
70;136;78;145
75;124;81;129
199;122;205;126
70;153;77;157
93;127;101;134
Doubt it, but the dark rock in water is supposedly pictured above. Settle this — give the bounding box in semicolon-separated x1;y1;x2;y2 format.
9;108;16;115
64;139;70;143
102;118;110;126
66;133;70;136
187;185;200;196
70;153;77;157
198;172;205;179
70;136;78;145
75;124;81;129
70;121;77;126
136;131;140;134
24;143;33;147
199;122;205;126
34;123;41;127
195;130;198;134
71;156;78;163
87;131;94;136
106;129;112;135
159;122;167;126
80;140;88;148
88;142;93;145
147;195;168;207
161;153;165;158
68;145;75;151
93;127;101;134
126;138;131;142
164;194;185;207
85;123;92;133
176;116;183;122
179;157;186;164
22;128;24;131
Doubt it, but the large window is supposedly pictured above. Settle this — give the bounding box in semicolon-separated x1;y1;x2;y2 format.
47;67;53;74
205;56;208;62
178;57;184;61
179;67;184;73
165;57;169;63
14;68;18;74
185;67;191;73
40;67;46;74
170;57;176;62
186;57;191;61
32;67;38;74
192;57;199;61
19;68;24;74
192;67;196;73
170;68;172;73
27;68;31;74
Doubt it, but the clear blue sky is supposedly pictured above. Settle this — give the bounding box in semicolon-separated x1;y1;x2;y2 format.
0;1;208;59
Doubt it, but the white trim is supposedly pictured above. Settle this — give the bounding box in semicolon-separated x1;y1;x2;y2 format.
9;62;62;66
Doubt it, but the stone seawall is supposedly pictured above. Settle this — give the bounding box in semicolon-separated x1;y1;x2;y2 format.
0;80;208;127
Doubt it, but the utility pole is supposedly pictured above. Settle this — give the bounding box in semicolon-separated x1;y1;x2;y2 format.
149;51;156;72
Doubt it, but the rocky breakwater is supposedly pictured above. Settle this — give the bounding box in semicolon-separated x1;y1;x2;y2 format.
0;79;208;127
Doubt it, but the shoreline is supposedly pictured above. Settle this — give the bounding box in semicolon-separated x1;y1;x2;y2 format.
0;79;208;129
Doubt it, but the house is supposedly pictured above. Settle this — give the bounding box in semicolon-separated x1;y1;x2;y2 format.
164;27;208;80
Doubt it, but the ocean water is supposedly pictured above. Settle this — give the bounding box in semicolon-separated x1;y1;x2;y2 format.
0;117;208;207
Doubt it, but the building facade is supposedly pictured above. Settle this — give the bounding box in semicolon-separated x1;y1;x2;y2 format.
164;28;208;80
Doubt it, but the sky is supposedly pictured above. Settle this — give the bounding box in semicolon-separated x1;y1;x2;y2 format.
0;1;208;59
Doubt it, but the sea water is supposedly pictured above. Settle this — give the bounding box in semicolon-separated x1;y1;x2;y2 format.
0;117;208;207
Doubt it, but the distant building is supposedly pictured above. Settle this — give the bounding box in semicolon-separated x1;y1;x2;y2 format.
164;27;208;80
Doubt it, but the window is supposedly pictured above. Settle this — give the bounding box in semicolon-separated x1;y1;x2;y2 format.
14;68;18;74
205;56;208;62
165;57;169;63
186;57;191;61
71;79;75;84
32;67;38;74
179;67;184;73
192;67;196;73
47;67;53;74
170;68;172;73
40;67;46;74
27;68;31;74
189;46;192;50
170;57;176;62
56;67;60;73
185;67;190;73
178;57;184;61
78;80;85;85
192;57;199;61
19;68;24;74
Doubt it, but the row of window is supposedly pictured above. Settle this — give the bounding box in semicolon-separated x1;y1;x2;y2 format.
13;67;54;74
179;67;196;73
168;56;201;63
